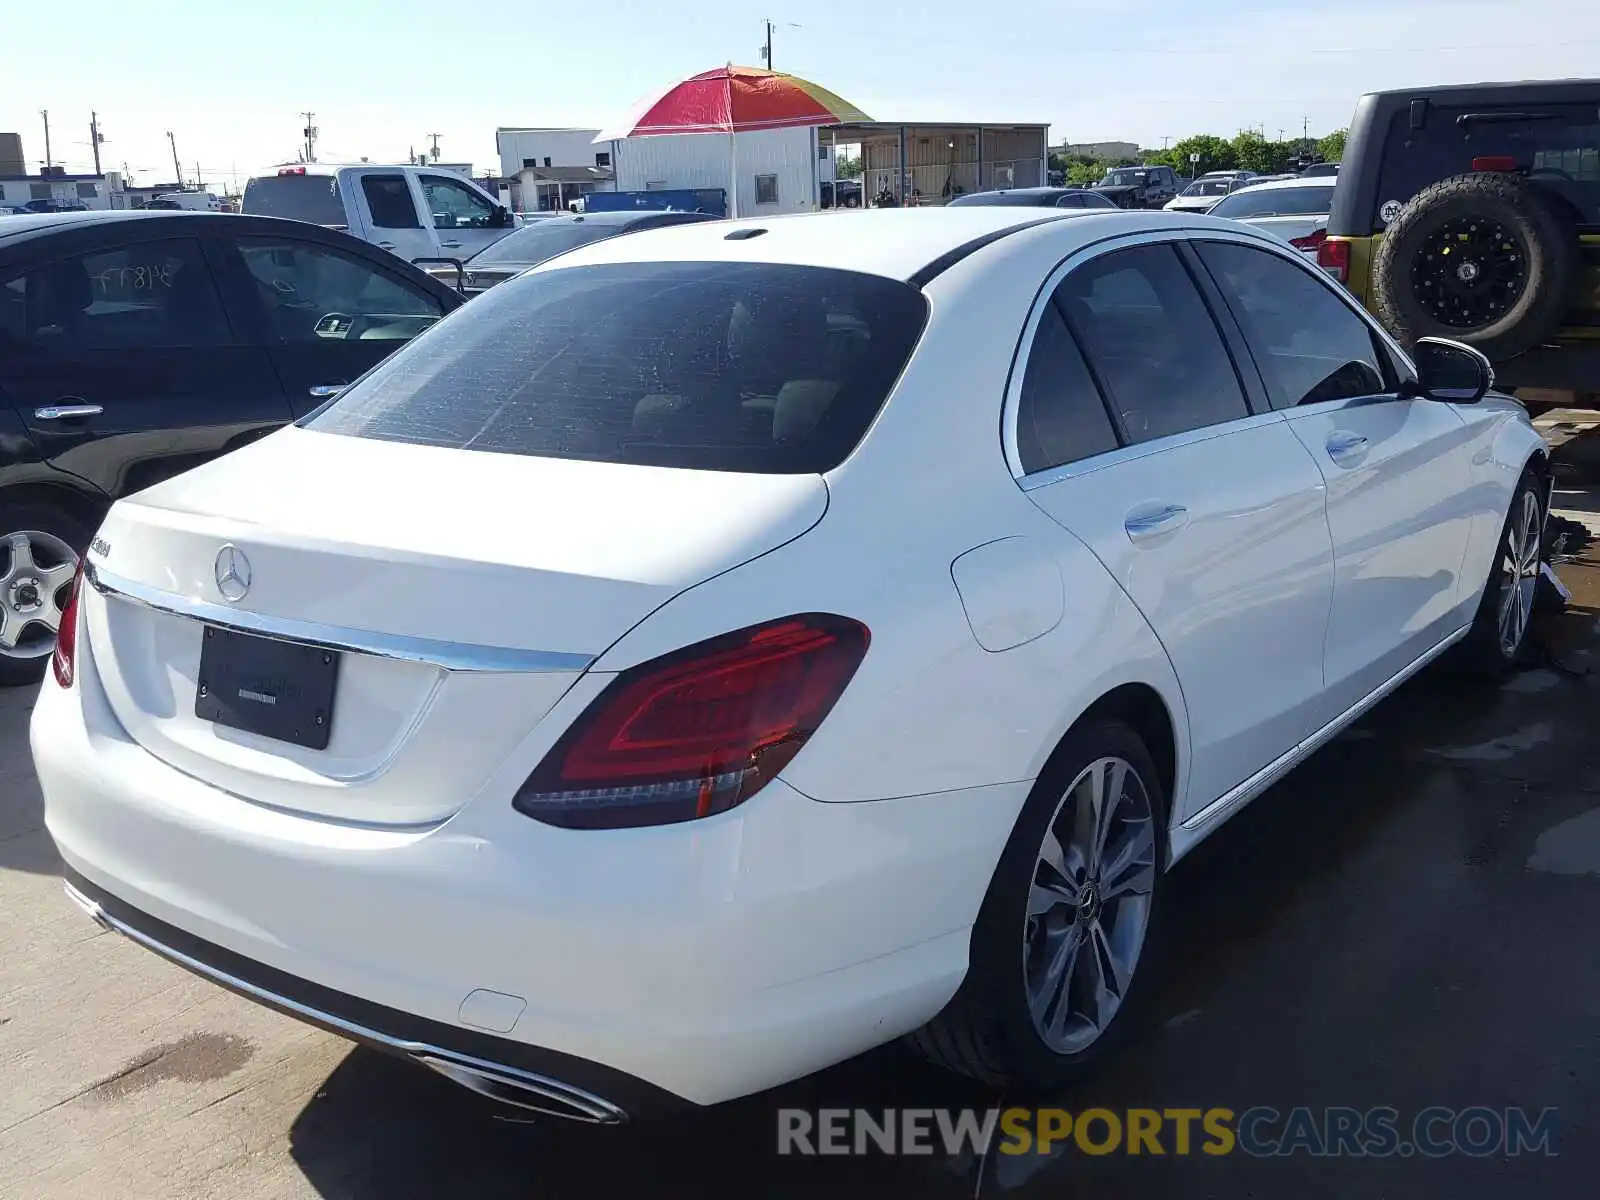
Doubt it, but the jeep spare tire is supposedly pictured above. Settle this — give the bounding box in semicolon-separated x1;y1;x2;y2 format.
1372;172;1577;361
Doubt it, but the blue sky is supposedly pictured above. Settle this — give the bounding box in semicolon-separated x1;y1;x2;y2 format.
4;0;1593;188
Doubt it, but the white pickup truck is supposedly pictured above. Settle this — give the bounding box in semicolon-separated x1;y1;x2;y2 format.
240;164;516;262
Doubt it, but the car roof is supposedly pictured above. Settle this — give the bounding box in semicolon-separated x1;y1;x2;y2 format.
529;207;1201;283
1225;175;1338;194
1360;77;1600;102
0;209;236;245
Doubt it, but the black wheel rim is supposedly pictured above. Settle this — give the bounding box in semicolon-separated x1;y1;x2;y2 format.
1410;217;1528;330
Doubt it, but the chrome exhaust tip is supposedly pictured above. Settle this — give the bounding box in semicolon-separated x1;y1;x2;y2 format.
64;880;115;933
413;1053;627;1124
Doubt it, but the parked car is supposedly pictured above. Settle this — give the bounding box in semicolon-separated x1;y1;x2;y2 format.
1092;166;1180;209
1298;162;1339;178
820;180;863;209
420;210;720;297
34;206;1549;1121
0;205;27;217
1203;175;1338;259
153;191;225;212
241;164;516;265
1164;178;1236;213
1322;79;1600;414
0;210;463;685
948;187;1118;210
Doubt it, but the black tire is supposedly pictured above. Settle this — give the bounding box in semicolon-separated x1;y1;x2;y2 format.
1458;469;1546;675
0;502;93;689
906;719;1169;1088
1373;173;1577;361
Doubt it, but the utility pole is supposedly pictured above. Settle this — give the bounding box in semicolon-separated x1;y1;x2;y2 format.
195;162;203;189
40;110;52;170
89;112;104;174
301;112;318;163
1303;114;1309;149
762;19;773;69
427;133;441;162
167;131;182;187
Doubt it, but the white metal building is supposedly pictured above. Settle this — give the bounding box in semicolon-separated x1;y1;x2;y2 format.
611;127;834;216
496;128;618;179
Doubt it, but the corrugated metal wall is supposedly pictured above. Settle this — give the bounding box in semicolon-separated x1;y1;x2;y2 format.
612;128;819;215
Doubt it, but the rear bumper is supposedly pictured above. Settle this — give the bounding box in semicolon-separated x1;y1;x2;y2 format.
32;640;1024;1108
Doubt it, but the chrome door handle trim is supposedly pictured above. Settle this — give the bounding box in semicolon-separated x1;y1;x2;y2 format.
439;240;462;248
308;384;347;398
1124;504;1189;541
34;404;103;420
376;241;398;249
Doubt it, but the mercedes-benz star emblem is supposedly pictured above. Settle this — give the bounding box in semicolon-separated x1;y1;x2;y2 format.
214;545;252;602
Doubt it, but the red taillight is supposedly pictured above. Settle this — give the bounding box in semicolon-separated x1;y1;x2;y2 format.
1289;228;1328;252
1317;236;1351;283
1471;156;1520;173
277;166;307;176
51;560;85;689
515;614;870;830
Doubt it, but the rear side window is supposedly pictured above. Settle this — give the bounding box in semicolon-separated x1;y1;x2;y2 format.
1016;302;1118;473
0;238;230;351
361;175;422;229
241;174;346;226
1056;244;1249;444
306;261;929;474
1376;103;1600;227
1197;241;1387;408
1207;186;1333;219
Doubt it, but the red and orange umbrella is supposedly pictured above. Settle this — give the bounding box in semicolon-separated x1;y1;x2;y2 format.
595;64;871;216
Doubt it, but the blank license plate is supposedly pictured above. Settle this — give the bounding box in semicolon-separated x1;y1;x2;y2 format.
195;626;340;750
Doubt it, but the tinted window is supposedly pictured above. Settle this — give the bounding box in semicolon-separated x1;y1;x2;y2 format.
1078;192;1117;210
1207;186;1334;220
242;173;346;225
420;175;496;229
1197;241;1387;408
307;261;928;474
1054;194;1081;209
950;191;1046;207
0;238;229;351
236;237;442;343
1376;103;1600;227
1057;244;1248;443
1016;301;1119;473
361;175;421;228
469;220;621;265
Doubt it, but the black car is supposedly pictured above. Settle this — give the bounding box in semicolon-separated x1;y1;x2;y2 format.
422;209;720;297
0;211;463;684
947;187;1118;210
1091;166;1181;209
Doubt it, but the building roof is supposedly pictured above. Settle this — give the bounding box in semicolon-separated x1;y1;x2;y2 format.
823;121;1050;138
0;172;107;183
516;165;616;183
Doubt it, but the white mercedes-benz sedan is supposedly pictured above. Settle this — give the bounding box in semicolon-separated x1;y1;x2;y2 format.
32;206;1549;1122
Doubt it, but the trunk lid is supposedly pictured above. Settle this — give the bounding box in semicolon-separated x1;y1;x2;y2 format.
85;427;828;825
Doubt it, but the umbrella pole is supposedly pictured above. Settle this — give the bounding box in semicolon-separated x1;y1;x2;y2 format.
728;129;739;219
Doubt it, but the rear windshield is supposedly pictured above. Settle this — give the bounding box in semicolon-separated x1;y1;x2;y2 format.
949;191;1049;207
305;261;929;473
1376;102;1600;228
241;174;345;226
1208;186;1333;219
470;221;623;266
1181;180;1233;197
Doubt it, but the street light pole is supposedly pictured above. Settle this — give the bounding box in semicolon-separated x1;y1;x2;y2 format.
40;110;52;170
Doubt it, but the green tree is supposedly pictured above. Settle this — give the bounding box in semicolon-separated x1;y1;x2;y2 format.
836;156;862;180
1169;135;1236;177
1317;129;1348;163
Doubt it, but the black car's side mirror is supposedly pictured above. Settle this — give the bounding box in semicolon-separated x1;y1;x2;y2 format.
1406;337;1493;404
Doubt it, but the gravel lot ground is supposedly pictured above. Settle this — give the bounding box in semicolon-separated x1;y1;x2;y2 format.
4;416;1599;1199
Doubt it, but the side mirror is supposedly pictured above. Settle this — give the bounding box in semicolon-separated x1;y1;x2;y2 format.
491;205;511;228
1408;337;1493;404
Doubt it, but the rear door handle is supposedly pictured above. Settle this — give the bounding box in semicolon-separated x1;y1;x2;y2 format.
1124;504;1189;542
308;384;347;398
376;241;398;250
1325;431;1370;465
34;403;103;421
439;239;462;249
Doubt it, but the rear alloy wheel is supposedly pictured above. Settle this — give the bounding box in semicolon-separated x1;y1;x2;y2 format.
0;507;90;688
907;720;1169;1087
1024;756;1159;1054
